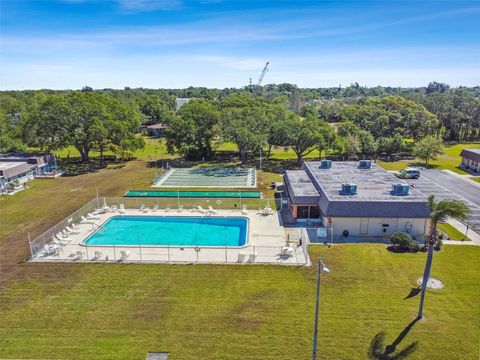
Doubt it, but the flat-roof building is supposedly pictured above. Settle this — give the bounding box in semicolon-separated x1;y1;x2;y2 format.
282;161;430;240
460;149;480;173
0;153;59;193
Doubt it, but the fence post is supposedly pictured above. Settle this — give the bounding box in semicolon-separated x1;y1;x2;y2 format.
85;245;89;261
28;232;32;259
167;245;170;262
139;244;142;263
113;244;117;261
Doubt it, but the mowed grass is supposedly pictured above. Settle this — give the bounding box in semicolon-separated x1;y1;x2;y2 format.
0;161;157;244
438;223;471;241
0;245;478;359
378;142;480;174
1;157;479;359
53;137;174;161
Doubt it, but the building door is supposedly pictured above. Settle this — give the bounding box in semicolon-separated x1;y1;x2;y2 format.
359;218;369;236
379;219;393;237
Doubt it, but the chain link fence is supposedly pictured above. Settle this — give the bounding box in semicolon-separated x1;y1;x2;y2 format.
29;196;308;266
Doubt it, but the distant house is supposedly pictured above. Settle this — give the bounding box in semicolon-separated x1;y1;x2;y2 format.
175;97;191;110
460;149;480;173
141;123;168;137
0;153;59;193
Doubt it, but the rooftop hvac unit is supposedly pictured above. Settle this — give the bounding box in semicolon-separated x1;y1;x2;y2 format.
391;183;410;196
319;160;332;169
358;160;372;169
340;183;357;195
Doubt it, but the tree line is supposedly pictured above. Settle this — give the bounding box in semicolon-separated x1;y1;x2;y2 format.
0;82;477;165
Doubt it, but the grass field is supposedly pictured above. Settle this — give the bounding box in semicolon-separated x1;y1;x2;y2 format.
377;143;480;174
1;245;478;359
438;223;471;241
1;151;479;359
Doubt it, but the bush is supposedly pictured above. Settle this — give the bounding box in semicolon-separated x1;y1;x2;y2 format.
390;232;419;252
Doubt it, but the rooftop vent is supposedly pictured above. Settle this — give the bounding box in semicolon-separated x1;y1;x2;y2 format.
358;160;372;169
319;160;332;169
391;183;410;196
340;183;357;195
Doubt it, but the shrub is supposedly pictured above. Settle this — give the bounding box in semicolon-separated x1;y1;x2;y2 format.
390;232;419;252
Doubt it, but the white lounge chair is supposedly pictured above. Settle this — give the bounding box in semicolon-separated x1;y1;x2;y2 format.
93;251;103;260
52;235;63;246
178;205;183;212
80;216;97;224
237;253;246;263
119;204;126;214
73;250;83;260
65;225;81;234
60;229;71;238
196;206;206;214
86;213;100;220
152;204;158;212
246;253;256;263
262;207;274;215
111;204;118;212
207;206;218;215
139;204;145;212
143;206;149;213
241;204;248;215
119;250;130;260
281;246;294;257
44;243;58;256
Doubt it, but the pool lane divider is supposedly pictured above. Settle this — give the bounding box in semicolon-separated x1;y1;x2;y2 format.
123;190;261;198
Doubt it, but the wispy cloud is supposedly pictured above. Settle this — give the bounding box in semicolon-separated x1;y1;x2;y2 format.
59;0;182;12
117;0;182;12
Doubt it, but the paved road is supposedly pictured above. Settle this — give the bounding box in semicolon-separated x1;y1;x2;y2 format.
421;170;480;206
405;170;480;232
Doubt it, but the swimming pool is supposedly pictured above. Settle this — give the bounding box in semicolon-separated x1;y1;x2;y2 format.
84;216;248;247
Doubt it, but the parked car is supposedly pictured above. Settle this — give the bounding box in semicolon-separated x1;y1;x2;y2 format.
395;168;420;179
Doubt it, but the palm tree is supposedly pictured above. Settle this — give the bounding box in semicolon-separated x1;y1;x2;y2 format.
417;194;470;319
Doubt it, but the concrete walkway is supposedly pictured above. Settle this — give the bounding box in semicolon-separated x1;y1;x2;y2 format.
446;217;480;245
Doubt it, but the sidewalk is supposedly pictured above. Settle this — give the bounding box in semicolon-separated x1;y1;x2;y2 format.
446;217;480;246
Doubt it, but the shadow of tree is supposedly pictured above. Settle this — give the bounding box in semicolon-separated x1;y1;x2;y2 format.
368;319;419;360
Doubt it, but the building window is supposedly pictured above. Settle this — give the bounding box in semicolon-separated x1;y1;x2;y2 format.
296;206;320;219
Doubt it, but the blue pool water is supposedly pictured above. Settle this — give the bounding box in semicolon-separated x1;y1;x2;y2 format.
84;216;248;247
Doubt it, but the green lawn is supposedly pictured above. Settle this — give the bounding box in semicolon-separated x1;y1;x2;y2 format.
378;143;480;174
53;137;174;161
0;245;478;359
438;223;471;241
0;162;479;359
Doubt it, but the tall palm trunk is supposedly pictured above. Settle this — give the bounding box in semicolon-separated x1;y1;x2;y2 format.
417;224;436;319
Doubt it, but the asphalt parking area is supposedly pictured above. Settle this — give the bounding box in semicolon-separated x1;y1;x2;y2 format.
404;170;480;232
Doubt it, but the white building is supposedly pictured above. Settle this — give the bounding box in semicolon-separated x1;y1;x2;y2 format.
460;149;480;173
283;160;430;241
0;153;59;193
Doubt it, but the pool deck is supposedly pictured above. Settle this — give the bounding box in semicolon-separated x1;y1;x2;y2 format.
32;209;309;266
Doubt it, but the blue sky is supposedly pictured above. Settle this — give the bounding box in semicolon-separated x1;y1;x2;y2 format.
1;0;479;89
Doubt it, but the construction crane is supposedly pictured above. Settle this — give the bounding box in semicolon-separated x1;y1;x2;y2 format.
257;61;269;88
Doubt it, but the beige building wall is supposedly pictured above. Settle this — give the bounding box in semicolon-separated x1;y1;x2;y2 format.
322;216;429;238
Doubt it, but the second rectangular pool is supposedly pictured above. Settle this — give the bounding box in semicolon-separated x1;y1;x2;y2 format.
84;216;248;247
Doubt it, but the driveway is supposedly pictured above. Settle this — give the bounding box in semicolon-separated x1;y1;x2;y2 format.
404;170;480;233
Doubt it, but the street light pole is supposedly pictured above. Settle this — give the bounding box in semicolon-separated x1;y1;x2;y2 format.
312;257;330;360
